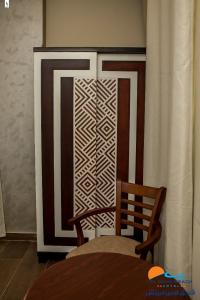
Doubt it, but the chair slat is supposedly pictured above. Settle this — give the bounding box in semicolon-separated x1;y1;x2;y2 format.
121;199;154;210
121;219;149;232
120;209;151;221
121;182;159;199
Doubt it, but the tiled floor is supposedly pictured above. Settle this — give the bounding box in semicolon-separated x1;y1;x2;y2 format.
0;240;64;300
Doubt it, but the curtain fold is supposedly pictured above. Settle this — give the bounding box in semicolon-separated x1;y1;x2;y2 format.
145;0;194;282
145;0;200;295
0;176;6;237
192;0;200;298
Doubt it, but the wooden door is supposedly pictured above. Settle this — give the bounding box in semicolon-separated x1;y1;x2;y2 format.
35;52;97;252
96;54;145;240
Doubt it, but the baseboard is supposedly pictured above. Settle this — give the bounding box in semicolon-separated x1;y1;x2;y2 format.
37;251;67;263
0;232;37;241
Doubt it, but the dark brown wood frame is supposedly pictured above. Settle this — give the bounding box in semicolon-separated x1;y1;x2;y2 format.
34;47;146;54
61;77;74;230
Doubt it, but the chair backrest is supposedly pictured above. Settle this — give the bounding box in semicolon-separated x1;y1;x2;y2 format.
115;180;166;240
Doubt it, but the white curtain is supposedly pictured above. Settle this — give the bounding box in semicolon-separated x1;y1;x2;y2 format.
193;0;200;297
0;176;6;237
145;0;197;294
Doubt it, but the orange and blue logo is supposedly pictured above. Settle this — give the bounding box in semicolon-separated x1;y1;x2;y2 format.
148;266;185;281
146;266;195;297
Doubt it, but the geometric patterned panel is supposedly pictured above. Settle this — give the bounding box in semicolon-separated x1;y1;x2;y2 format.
74;79;97;230
96;79;117;228
74;78;117;230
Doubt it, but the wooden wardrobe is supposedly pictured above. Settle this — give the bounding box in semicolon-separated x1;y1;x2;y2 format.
34;47;146;257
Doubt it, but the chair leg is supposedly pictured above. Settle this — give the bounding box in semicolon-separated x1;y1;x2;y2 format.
140;250;148;260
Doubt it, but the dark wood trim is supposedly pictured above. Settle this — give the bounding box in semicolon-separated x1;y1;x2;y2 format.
117;79;130;228
117;79;130;182
41;59;54;245
33;47;146;54
37;252;67;263
0;233;37;241
135;62;146;185
102;61;145;73
102;61;146;187
134;62;145;242
42;0;46;47
41;59;90;246
61;77;74;230
102;60;146;242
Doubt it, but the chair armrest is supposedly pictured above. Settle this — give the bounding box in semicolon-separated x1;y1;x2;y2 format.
135;222;162;256
68;206;116;225
67;206;116;247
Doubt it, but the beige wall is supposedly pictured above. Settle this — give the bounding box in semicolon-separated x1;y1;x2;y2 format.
46;0;146;47
0;0;43;233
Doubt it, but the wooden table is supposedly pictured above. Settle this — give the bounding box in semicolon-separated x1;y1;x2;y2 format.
25;253;190;300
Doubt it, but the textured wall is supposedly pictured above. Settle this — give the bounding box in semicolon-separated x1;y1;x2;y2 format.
46;0;146;47
0;0;43;233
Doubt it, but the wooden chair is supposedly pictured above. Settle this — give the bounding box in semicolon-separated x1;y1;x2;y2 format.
66;180;166;261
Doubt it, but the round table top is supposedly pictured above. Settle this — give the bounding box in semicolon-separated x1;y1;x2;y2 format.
25;253;190;300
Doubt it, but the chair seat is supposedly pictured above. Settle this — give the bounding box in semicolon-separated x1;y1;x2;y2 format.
66;236;141;259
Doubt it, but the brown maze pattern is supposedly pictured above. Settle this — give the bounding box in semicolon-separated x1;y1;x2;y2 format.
96;79;117;228
74;78;117;230
74;78;97;229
